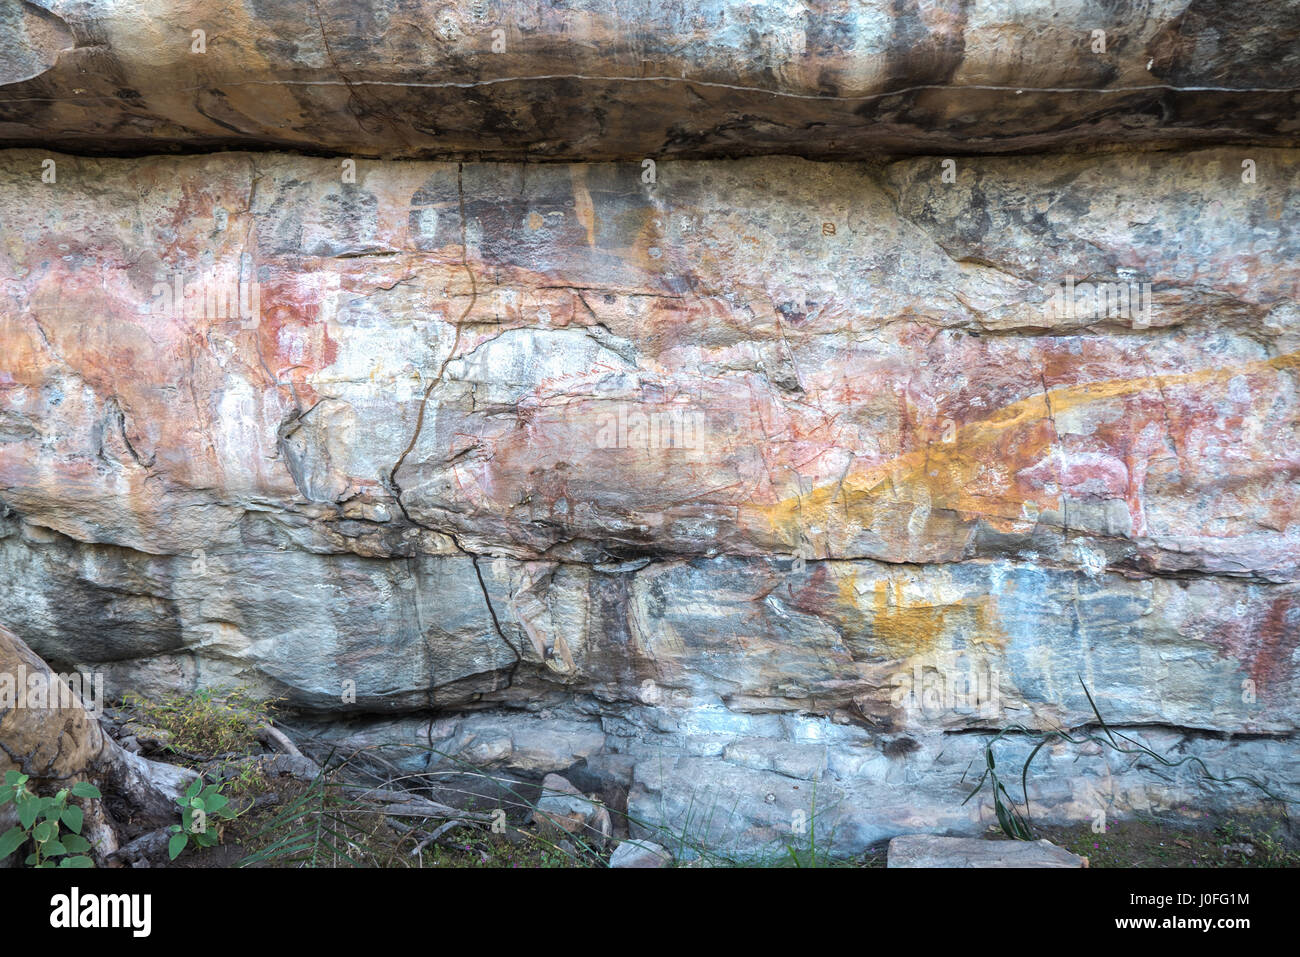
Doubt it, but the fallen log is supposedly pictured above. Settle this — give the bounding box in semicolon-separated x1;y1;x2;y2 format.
339;785;496;822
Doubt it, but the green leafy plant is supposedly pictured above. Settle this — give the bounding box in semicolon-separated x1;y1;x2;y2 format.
168;775;236;860
0;771;99;867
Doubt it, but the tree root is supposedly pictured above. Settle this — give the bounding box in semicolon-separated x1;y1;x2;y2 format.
0;622;198;865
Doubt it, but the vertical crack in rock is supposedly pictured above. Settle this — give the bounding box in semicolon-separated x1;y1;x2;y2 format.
470;552;521;691
382;162;522;695
390;163;476;496
309;0;368;135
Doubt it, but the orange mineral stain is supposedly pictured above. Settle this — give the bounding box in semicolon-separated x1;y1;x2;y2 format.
827;570;999;657
758;351;1300;540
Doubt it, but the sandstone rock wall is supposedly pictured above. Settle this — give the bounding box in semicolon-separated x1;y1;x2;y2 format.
1;1;1298;158
1;2;1297;855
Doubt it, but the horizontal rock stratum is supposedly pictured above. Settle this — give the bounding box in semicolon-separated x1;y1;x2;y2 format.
1;0;1299;159
0;144;1296;852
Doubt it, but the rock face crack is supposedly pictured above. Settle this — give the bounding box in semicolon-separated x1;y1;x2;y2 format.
308;0;370;136
12;75;1300;105
380;163;521;694
389;162;476;499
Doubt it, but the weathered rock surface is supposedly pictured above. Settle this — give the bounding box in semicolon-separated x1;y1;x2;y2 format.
0;143;1295;854
1;1;1298;160
887;834;1086;867
3;0;1300;860
2;149;1297;576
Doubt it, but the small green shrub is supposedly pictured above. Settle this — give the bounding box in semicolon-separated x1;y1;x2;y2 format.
123;686;272;758
0;771;99;868
168;775;237;860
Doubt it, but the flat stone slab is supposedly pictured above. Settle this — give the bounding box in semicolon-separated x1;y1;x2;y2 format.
609;839;672;869
887;835;1087;869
